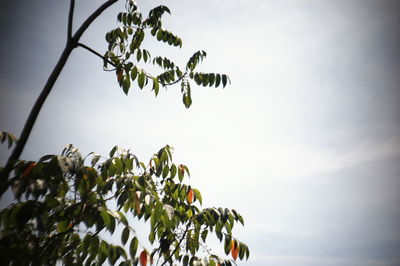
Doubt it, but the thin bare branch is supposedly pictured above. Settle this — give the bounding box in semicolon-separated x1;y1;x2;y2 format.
67;0;75;40
77;42;116;67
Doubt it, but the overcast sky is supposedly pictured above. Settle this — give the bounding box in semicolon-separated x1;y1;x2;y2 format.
1;1;400;265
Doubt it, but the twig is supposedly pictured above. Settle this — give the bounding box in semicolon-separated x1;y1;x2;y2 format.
160;221;192;266
67;0;75;40
77;42;116;67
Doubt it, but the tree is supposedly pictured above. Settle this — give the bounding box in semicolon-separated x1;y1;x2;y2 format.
0;1;248;265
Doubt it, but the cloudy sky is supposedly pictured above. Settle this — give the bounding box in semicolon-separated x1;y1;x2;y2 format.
1;0;400;265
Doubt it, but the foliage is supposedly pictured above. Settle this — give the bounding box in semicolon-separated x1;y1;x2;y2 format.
0;145;248;265
0;131;18;149
0;1;247;265
102;1;230;108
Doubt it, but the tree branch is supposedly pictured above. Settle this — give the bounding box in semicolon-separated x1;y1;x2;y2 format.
67;0;75;40
0;0;120;195
71;0;119;44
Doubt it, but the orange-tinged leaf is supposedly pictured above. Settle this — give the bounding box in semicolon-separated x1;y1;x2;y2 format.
231;239;239;261
187;188;194;204
178;164;185;176
139;250;148;266
117;69;123;82
23;162;36;177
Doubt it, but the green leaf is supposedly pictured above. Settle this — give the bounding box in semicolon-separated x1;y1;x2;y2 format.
157;29;164;41
116;211;128;225
123;77;130;95
100;209;111;227
193;188;202;205
131;66;138;81
208;73;215;87
90;236;100;256
136;49;142;62
162;165;169;178
57;220;70;233
151;27;157;36
129;237;139;259
152;77;159;96
239;242;245;260
222;74;228;88
143;49;149;62
183;93;192;108
138;71;146;89
148;230;155;244
215;74;221;87
224;237;231;255
109;146;118;157
170;164;177;178
201;229;208;242
122;226;130;246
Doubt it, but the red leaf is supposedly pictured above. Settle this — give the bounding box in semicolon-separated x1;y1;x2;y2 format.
23;162;36;177
139;250;148;266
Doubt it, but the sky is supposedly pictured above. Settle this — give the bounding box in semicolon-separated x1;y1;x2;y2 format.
1;0;400;265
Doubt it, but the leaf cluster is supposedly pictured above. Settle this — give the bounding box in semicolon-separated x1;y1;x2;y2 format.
103;1;230;108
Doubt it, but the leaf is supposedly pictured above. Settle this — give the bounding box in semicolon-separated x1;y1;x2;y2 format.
138;71;146;89
100;209;111;227
6;132;18;148
187;188;194;204
123;78;130;95
230;239;239;261
143;49;149;62
109;146;118;157
117;69;123;82
163;204;174;220
57;220;70;233
23;162;36;177
157;29;163;41
170;164;177;178
201;229;208;242
152;77;159;96
193;188;202;205
131;66;138;81
0;131;5;143
215;74;221;87
129;237;138;259
178;164;185;182
222;74;228;88
139;250;148;266
162;165;169;178
91;154;101;166
122;226;130;246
